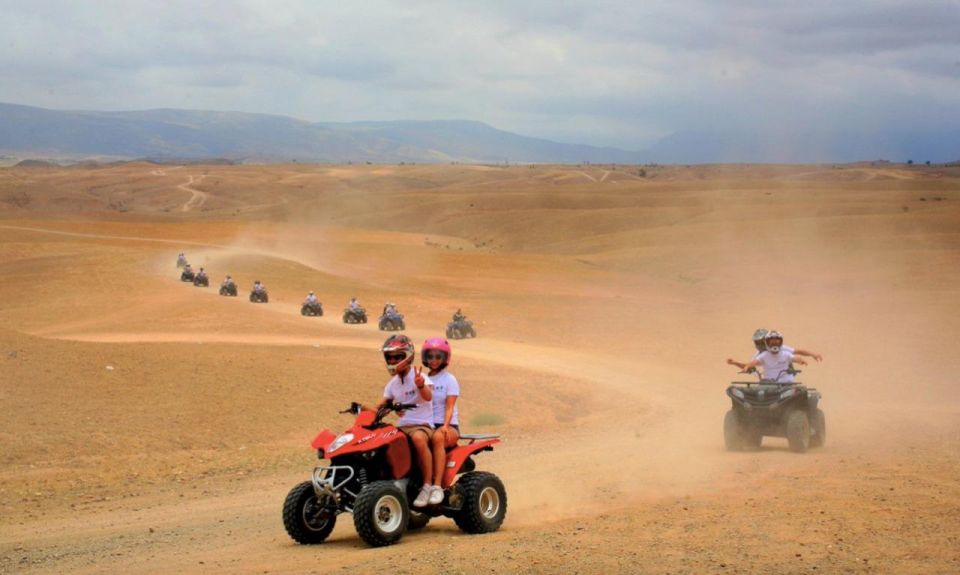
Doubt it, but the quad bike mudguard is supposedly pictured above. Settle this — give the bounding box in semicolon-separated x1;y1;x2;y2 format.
442;436;500;488
310;412;413;479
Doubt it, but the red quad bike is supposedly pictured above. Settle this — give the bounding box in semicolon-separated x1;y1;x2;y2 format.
282;401;507;547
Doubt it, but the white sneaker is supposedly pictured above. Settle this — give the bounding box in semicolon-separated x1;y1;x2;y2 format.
428;485;444;505
413;484;432;508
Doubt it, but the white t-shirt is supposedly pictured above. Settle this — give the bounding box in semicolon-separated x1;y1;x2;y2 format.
752;345;794;360
383;370;434;427
429;371;460;426
755;350;796;382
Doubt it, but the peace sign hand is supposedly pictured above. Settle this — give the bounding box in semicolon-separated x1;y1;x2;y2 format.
414;366;425;388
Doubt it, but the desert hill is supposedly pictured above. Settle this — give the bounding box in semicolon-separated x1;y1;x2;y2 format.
0;102;641;165
1;162;959;573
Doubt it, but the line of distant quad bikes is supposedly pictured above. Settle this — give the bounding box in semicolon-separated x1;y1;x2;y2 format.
174;254;478;340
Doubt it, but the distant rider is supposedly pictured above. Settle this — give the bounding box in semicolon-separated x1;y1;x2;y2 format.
363;335;435;508
221;275;235;288
349;297;362;311
196;267;207;280
177;252;187;267
304;291;319;306
383;302;398;316
452;308;466;323
253;280;265;293
736;330;807;383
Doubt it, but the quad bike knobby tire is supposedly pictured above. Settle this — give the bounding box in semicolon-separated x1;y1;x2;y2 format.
809;408;826;448
407;511;431;530
353;480;410;547
282;481;337;544
302;305;322;317
786;409;811;453
453;471;507;534
723;410;747;451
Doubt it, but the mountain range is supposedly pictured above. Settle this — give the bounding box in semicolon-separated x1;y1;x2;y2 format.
1;102;957;165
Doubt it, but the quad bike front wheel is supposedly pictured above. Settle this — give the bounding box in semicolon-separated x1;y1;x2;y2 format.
353;480;409;547
282;481;337;544
786;409;811;453
809;408;826;448
453;471;507;534
723;410;747;451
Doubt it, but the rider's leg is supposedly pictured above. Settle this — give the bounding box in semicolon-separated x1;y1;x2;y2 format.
410;428;434;507
410;429;433;485
431;430;447;486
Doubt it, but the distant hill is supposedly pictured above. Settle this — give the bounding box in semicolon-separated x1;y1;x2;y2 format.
1;102;957;164
0;102;641;164
644;128;960;165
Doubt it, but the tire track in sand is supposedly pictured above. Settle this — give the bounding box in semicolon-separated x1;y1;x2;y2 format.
178;175;209;212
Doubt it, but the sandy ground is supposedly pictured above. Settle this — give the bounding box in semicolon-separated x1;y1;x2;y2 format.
1;162;959;574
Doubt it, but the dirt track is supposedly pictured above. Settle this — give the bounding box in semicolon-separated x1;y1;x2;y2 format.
1;163;959;574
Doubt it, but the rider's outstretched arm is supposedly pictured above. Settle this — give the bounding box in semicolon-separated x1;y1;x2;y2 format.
741;358;760;371
727;358;747;369
793;348;822;362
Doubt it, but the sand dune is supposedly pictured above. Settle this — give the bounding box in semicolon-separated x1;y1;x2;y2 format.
1;163;959;574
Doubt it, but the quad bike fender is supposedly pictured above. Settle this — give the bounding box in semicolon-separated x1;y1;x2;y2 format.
310;430;337;451
442;438;500;488
384;435;412;479
327;426;411;478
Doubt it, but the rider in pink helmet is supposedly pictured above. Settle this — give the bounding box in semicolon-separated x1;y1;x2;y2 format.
422;337;460;505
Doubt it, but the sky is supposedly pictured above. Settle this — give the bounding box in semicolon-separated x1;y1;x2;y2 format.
2;0;959;150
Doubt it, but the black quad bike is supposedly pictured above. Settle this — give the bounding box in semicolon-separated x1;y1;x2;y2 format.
180;269;195;282
219;282;238;297
446;319;476;339
193;273;209;287
724;368;825;453
250;288;269;303
378;312;406;331
301;302;323;316
282;402;506;547
343;307;368;324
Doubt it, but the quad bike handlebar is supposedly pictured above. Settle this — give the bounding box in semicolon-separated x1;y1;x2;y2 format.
736;366;801;383
340;401;418;423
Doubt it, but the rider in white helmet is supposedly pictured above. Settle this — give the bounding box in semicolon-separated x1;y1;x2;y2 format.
738;330;807;383
728;328;823;369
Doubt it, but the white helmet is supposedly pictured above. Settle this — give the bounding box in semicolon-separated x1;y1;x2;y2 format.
764;330;784;353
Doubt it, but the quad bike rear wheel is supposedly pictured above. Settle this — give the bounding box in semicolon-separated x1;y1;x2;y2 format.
786;409;811;453
282;481;337;544
353;481;409;547
453;471;507;534
809;408;826;448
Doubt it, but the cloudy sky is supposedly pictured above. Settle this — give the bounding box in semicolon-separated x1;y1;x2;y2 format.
2;0;958;150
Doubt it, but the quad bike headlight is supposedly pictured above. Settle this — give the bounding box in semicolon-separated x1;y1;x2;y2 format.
328;433;354;453
731;388;745;399
779;388;796;400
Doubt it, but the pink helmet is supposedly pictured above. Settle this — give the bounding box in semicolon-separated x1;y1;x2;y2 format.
421;337;451;369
